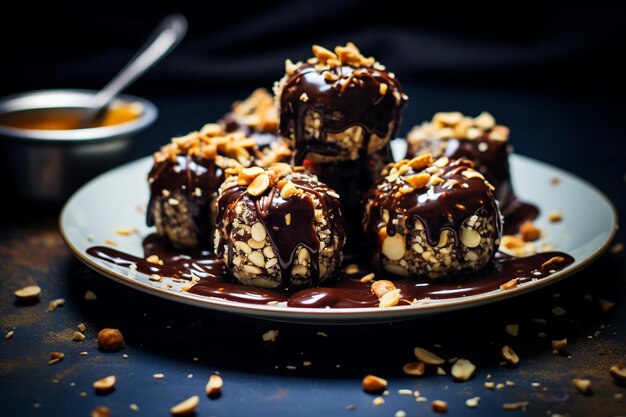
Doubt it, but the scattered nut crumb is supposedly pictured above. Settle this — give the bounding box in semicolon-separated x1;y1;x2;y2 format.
14;285;41;302
403;361;425;376
84;291;97;301
466;397;480;408
104;239;118;247
432;400;447;413
519;221;541;242
362;375;387;393
170;395;199;415
92;406;111;417
610;364;626;383
551;306;566;316
344;264;359;275
360;273;375;283
598;298;615;312
414;347;445;365
97;328;124;351
550;177;560;185
372;396;385;406
500;278;518;290
485;382;495;390
379;289;401;307
78;323;86;331
153;373;165;379
206;374;223;397
496;383;505;390
316;331;328;337
551;339;568;352
80;391;87;397
436;367;446;376
548;211;562;222
505;323;519;337
48;352;64;365
572;378;592;394
610;242;624;254
346;404;356;411
262;329;279;342
114;227;134;236
398;389;413;396
6;330;14;340
129;404;139;412
48;298;65;312
502;345;520;366
303;361;312;367
93;375;116;392
451;358;476;381
80;351;88;356
502;401;529;411
73;331;86;342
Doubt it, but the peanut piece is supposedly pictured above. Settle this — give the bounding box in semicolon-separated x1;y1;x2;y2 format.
93;375;116;392
362;375;387;393
379;289;400;307
371;280;396;298
97;328;124;352
403;361;425;376
432;400;448;413
501;345;520;366
206;375;223;397
14;285;41;301
451;358;476;381
572;378;592;394
248;173;270;196
609;364;626;383
414;347;445;366
170;395;200;415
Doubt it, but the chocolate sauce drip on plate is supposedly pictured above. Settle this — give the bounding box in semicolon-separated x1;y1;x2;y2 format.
365;159;502;254
146;154;224;249
279;64;407;164
87;234;225;281
86;238;573;309
215;176;345;288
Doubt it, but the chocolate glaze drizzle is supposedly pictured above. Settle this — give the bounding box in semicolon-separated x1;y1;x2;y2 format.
365;159;502;259
214;176;345;288
87;238;573;309
407;134;531;218
146;155;225;250
279;64;407;164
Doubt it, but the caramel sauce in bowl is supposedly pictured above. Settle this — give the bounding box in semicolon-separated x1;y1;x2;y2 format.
0;89;157;203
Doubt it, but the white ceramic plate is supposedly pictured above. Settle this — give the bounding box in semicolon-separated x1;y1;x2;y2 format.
60;141;617;323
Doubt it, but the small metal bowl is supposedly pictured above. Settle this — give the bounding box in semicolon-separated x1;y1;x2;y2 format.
0;89;157;204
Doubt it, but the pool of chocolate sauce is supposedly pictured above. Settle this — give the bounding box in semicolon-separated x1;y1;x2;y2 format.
87;226;573;309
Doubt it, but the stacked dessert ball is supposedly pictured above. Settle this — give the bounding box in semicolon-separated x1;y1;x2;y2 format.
364;155;502;278
214;163;345;288
147;124;257;249
146;42;515;291
274;43;408;247
275;43;407;163
406;112;515;212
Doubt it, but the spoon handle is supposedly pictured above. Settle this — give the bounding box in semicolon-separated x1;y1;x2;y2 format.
82;14;188;126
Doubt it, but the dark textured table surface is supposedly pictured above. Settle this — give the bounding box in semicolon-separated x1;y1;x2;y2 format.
1;84;625;417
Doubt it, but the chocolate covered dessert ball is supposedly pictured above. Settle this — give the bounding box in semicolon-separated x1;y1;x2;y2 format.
364;155;502;278
406;112;514;210
221;88;279;147
147;124;257;249
214;163;345;288
275;42;408;163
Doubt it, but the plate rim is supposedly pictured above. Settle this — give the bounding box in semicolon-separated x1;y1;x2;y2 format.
59;153;619;322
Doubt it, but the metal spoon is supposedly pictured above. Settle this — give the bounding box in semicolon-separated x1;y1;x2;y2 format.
79;14;187;128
